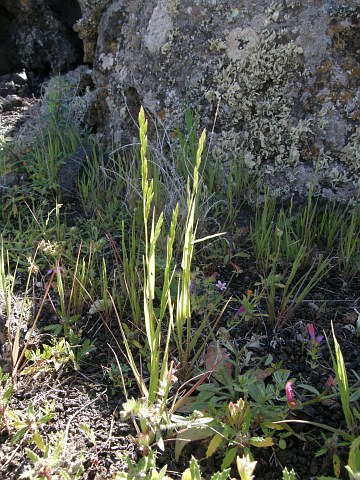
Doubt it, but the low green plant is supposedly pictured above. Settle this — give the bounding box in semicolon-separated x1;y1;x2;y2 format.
181;456;230;480
115;448;171;480
174;107;204;181
20;431;84;480
189;270;226;320
174;361;296;468
0;133;11;175
225;155;259;220
346;437;360;480
110;220;143;327
76;141;125;224
80;423;99;469
230;288;264;324
282;467;296;480
1;240;58;378
305;323;324;370
7;400;54;451
0;366;14;434
275;324;359;479
21;337;80;375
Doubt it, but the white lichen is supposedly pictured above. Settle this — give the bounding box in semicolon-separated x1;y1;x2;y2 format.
167;0;180;17
206;29;310;172
342;127;360;188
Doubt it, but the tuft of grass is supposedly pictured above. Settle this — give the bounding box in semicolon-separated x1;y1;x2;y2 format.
339;205;360;280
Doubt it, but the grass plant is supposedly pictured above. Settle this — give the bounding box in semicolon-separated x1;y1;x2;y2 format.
23;78;86;197
339;206;360;280
252;191;277;271
259;246;333;328
294;182;318;250
317;202;344;253
326;321;357;436
113;109;177;436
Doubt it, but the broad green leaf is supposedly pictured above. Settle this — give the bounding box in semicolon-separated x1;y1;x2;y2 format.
38;413;54;424
28;401;35;416
11;426;28;444
221;446;237;470
333;453;341;478
348;437;360;474
25;448;40;463
157;465;169;480
298;383;320;395
60;473;72;480
350;388;360;402
249;436;273;448
264;421;286;431
316;477;338;480
181;469;191;480
3;384;13;402
206;434;223;458
175;427;213;461
33;431;45;452
278;438;287;449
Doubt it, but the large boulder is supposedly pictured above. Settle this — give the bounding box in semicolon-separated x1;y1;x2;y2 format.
0;0;83;74
90;0;359;200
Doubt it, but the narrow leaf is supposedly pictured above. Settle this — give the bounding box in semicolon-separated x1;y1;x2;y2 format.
206;433;223;458
249;436;274;448
221;446;237;470
33;431;45;452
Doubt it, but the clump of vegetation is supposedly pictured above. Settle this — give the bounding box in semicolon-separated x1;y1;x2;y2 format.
0;79;359;479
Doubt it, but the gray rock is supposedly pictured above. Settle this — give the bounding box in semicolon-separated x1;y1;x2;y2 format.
0;172;19;201
0;95;22;111
88;0;359;201
58;143;95;198
0;0;83;74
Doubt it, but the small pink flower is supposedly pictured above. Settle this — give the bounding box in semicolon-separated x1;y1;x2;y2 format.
326;375;337;388
236;305;246;316
285;381;296;409
308;324;315;340
47;267;63;275
307;324;323;345
216;280;227;291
